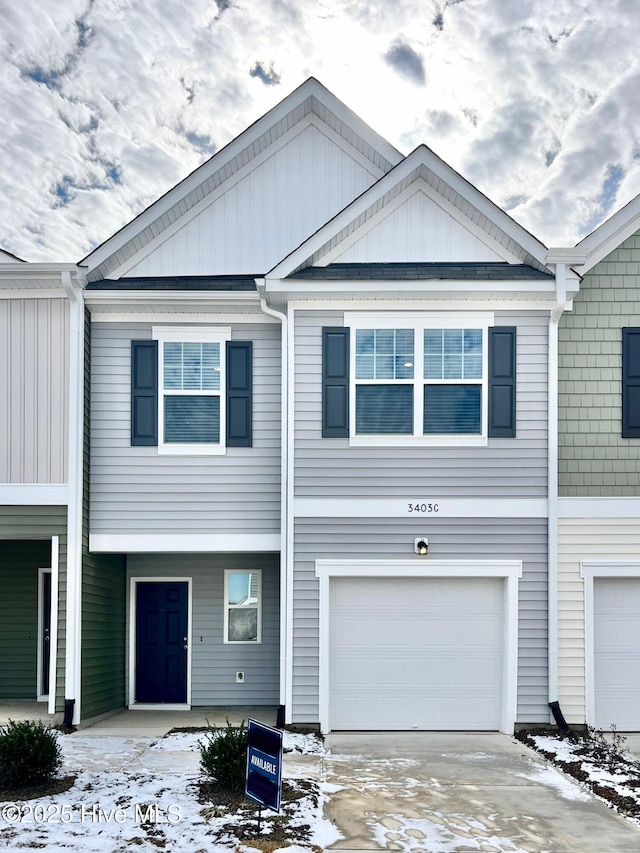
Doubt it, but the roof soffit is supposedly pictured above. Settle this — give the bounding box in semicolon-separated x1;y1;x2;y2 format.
82;78;403;281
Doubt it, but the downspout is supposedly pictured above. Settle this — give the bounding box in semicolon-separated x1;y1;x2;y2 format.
61;269;85;725
256;282;289;724
548;262;569;716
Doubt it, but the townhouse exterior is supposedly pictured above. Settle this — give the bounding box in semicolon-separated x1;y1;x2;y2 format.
0;255;84;719
555;200;640;731
9;78;639;734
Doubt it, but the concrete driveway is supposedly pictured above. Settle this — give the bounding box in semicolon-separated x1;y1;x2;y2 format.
317;732;640;852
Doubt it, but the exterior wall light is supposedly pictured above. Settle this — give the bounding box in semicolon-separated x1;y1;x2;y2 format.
414;538;429;556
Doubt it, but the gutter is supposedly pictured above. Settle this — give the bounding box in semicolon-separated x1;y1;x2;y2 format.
256;282;289;723
60;269;85;726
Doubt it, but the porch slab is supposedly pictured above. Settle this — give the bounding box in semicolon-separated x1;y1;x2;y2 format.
79;705;278;737
0;702;56;726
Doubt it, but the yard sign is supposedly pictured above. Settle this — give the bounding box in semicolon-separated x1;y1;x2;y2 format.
245;718;283;812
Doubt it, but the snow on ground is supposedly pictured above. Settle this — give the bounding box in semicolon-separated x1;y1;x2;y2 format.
0;730;335;853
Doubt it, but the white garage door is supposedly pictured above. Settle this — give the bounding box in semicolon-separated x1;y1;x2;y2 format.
329;576;505;730
594;578;640;730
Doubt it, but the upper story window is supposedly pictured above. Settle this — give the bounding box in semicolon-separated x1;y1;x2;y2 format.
348;312;492;446
153;326;231;455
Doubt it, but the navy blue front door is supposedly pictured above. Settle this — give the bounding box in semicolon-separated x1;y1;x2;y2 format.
135;582;188;703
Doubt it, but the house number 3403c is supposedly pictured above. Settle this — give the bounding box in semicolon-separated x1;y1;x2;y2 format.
407;502;439;513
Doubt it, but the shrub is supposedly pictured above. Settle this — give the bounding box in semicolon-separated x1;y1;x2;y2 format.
199;719;247;792
0;719;62;788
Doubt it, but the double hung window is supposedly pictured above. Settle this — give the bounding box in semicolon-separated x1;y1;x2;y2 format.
349;312;492;445
153;326;230;454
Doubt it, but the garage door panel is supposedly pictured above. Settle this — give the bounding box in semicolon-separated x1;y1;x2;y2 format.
594;578;640;730
329;576;504;730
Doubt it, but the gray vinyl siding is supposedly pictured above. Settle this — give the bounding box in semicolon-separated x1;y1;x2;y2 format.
0;298;68;484
0;506;67;711
294;310;548;497
559;229;640;494
292;517;548;726
127;553;280;705
90;322;281;534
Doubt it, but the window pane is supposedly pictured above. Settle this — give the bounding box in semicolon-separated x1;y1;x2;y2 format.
444;354;462;379
424;355;442;380
464;329;482;353
375;329;395;353
464;354;482;379
444;329;462;353
201;343;220;390
355;355;374;379
164;396;220;443
164;343;182;389
424;329;443;354
228;608;258;642
375;354;394;379
424;385;481;434
356;385;413;434
183;342;202;390
227;572;259;605
356;329;374;354
395;328;414;353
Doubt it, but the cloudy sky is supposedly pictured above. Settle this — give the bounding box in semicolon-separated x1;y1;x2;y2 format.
2;0;639;262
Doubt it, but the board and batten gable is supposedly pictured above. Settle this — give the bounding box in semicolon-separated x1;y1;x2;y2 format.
559;228;640;495
0;298;69;484
127;553;279;706
90;320;281;535
123;121;384;279
294;309;548;498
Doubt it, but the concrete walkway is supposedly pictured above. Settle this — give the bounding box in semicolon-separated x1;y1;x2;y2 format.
320;732;640;852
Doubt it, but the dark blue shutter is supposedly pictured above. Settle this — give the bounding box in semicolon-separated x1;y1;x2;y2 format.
131;340;158;446
322;327;350;437
226;341;252;447
488;327;516;438
622;328;640;438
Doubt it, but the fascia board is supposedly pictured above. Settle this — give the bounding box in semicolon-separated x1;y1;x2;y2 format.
265;278;556;295
571;194;640;273
0;263;80;278
81;79;402;274
412;145;548;265
83;289;260;306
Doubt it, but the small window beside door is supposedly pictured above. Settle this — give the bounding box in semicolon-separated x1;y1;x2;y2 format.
224;570;262;643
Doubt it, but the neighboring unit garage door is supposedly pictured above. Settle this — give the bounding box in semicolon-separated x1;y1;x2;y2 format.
329;576;505;730
594;578;640;730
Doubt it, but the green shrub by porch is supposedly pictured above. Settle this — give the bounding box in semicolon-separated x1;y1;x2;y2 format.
199;719;248;792
0;720;62;788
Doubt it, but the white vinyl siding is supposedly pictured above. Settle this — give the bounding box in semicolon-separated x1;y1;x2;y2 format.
557;516;640;725
0;298;69;484
125;122;383;278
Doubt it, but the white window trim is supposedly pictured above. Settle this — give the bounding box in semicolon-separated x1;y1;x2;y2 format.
152;325;231;455
224;569;262;644
37;567;52;702
345;311;493;447
580;560;640;726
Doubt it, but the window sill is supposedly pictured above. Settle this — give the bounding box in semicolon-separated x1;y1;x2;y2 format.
348;435;488;448
157;444;226;456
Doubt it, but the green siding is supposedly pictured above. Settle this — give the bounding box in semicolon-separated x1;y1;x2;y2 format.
81;553;126;720
559;229;640;495
81;310;127;722
0;507;67;709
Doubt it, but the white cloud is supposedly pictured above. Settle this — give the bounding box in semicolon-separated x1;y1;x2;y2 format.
2;0;640;259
